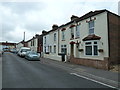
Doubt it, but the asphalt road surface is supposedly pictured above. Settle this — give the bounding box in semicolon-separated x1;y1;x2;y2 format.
2;52;112;88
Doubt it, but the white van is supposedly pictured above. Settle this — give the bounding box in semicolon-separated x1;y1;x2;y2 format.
18;47;31;57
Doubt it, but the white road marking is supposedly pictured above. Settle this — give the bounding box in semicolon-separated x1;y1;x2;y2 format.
70;73;117;89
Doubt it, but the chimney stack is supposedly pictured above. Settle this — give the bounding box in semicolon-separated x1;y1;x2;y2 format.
52;24;58;30
35;34;39;37
71;15;79;21
42;30;47;35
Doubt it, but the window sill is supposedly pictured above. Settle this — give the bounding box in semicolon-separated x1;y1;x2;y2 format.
78;49;83;52
75;37;80;39
85;55;99;56
70;38;74;40
98;49;104;52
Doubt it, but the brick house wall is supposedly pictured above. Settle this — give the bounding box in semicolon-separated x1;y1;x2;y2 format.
37;35;43;53
70;57;109;69
108;12;120;65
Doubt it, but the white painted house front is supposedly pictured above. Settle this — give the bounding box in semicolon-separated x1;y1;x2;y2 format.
16;41;24;51
43;25;61;61
27;37;38;52
43;10;120;70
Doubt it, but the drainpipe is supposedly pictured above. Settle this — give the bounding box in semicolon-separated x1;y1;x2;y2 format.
107;11;110;70
58;29;59;54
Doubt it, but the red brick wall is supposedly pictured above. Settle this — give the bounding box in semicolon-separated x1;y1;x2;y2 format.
108;13;120;64
70;57;109;70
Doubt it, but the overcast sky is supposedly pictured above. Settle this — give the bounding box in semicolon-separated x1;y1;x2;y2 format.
0;0;119;43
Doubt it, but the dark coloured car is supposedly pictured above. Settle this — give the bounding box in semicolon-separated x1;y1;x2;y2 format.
25;51;40;61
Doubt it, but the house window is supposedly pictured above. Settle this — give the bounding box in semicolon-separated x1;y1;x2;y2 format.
61;45;67;54
48;46;49;52
62;31;65;40
44;46;46;53
71;27;74;38
33;40;34;46
76;25;80;37
85;41;98;56
89;21;94;35
31;41;32;46
50;46;52;53
54;33;56;41
44;37;46;44
54;45;56;53
93;42;98;55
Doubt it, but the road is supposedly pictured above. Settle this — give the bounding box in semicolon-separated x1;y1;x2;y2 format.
2;52;111;88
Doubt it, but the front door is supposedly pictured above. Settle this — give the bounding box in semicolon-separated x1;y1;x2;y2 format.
70;44;74;56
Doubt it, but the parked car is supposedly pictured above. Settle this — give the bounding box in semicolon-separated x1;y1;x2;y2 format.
17;47;31;57
25;51;40;61
0;49;4;57
3;48;10;52
10;48;18;54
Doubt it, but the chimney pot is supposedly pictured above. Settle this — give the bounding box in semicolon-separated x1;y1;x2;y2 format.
52;24;58;30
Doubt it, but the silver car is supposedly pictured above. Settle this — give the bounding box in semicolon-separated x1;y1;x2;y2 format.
25;51;40;61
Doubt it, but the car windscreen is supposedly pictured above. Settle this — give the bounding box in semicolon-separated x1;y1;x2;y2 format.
29;52;38;55
21;49;31;52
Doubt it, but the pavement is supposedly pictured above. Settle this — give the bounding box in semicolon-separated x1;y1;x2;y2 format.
40;57;120;89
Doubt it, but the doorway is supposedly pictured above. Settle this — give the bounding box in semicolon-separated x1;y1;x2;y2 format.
70;44;74;56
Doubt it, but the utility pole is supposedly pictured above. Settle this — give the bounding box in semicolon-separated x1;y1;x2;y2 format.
24;31;25;41
23;32;25;47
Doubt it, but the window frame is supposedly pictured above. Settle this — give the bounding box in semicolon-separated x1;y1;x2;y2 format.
76;25;80;38
44;46;46;53
50;46;52;53
71;27;74;38
85;40;98;56
31;41;32;46
54;33;56;41
62;30;65;40
88;20;94;35
33;39;34;46
54;45;56;53
44;37;46;44
61;45;67;54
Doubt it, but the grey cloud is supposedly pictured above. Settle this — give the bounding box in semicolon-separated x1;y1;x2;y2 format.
2;22;15;34
0;1;118;43
1;2;46;14
1;2;47;42
2;33;21;43
24;22;49;32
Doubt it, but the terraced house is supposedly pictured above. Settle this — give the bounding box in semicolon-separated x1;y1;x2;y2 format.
43;25;61;60
25;34;43;54
0;42;16;51
43;9;120;70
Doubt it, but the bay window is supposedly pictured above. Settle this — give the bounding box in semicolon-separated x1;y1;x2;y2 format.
85;41;98;56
